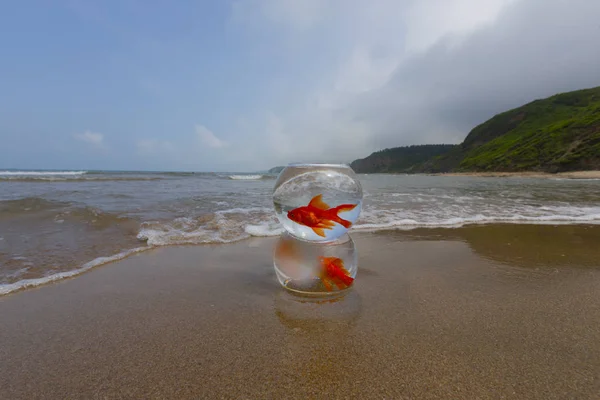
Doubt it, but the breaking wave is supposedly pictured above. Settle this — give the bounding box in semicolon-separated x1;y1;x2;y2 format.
136;205;600;246
228;174;265;180
0;170;87;176
0;175;164;182
4;204;600;296
3;201;600;297
137;207;283;245
0;177;165;182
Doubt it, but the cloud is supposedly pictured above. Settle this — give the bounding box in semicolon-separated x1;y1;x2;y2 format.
228;0;600;168
345;0;600;149
133;126;236;171
73;130;105;148
195;125;228;148
231;0;328;31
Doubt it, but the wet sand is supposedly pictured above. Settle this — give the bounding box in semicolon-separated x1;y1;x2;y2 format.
1;225;600;399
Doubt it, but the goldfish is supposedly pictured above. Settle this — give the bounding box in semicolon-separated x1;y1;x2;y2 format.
287;194;357;237
319;256;354;291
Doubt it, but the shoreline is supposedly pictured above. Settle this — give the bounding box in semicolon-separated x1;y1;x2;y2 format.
3;170;599;299
3;221;600;297
431;170;600;179
2;225;599;398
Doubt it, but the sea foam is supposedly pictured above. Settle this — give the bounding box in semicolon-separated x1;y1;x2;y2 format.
0;247;148;296
0;170;87;176
228;175;264;180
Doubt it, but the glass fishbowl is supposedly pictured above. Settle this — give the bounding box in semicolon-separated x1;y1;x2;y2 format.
273;231;357;296
272;163;363;242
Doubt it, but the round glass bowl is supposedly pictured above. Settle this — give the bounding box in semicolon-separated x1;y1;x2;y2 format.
272;163;363;242
273;231;357;296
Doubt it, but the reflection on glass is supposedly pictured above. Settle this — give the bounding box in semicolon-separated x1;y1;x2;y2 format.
273;231;357;296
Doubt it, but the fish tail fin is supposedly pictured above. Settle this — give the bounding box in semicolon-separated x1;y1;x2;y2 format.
329;214;352;229
338;274;354;287
329;203;357;229
321;277;333;291
334;203;357;214
332;278;347;290
333;262;354;286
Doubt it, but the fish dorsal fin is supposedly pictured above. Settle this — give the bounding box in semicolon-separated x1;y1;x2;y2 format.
308;194;329;210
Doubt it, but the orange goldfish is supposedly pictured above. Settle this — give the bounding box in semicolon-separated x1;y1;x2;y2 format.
319;256;354;291
287;194;357;237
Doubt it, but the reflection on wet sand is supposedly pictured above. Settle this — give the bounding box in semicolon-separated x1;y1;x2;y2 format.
274;290;362;333
372;224;600;269
2;229;600;398
274;290;363;389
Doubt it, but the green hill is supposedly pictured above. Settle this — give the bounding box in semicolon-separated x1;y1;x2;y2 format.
351;86;600;173
350;145;457;173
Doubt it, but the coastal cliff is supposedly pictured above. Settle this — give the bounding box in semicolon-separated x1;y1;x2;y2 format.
351;86;600;173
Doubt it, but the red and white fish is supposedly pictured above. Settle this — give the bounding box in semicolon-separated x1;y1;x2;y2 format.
319;256;354;291
287;194;357;237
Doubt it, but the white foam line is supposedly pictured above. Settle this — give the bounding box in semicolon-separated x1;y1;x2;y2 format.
353;214;600;231
245;224;284;237
228;175;263;180
0;170;87;176
4;211;600;295
0;247;149;296
216;207;272;215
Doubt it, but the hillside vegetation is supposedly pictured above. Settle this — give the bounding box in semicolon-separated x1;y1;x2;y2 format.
350;145;457;173
351;86;600;173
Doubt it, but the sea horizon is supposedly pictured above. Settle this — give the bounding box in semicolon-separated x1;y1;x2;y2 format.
0;167;278;174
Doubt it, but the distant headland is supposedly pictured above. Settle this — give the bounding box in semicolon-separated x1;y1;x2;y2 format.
350;86;600;174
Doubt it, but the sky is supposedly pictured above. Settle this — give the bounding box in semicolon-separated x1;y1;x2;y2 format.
1;0;599;172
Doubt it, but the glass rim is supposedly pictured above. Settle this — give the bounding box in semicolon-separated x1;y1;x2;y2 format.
286;162;350;168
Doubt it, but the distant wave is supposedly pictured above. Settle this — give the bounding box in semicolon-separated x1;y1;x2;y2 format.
228;174;265;180
0;170;87;176
0;177;165;182
0;170;173;182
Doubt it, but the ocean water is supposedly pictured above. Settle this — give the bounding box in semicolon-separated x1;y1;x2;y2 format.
1;169;600;294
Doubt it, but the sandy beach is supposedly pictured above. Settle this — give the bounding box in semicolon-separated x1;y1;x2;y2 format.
433;170;600;179
1;224;600;399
